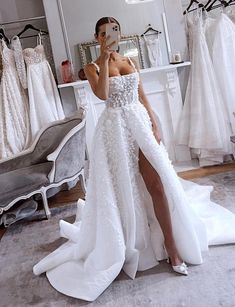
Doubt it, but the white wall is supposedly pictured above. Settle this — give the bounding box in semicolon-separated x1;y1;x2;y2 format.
44;0;170;78
0;0;44;22
0;0;191;117
0;0;47;49
163;0;189;99
43;0;190;112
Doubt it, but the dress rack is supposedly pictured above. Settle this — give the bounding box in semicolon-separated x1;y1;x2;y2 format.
0;16;46;26
184;0;235;14
0;16;47;41
141;24;161;37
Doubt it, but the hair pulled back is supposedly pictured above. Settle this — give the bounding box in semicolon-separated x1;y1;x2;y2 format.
95;17;121;36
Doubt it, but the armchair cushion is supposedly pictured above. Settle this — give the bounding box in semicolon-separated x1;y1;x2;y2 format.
0;162;52;208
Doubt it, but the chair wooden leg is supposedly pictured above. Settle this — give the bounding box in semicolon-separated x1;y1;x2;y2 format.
41;189;51;219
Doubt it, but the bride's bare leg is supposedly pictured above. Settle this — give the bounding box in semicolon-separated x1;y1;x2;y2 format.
139;149;182;266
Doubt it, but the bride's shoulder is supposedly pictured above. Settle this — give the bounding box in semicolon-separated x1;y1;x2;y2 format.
120;55;139;71
119;55;129;62
84;61;99;75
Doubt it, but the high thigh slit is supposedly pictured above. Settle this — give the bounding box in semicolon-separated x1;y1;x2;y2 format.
33;59;235;302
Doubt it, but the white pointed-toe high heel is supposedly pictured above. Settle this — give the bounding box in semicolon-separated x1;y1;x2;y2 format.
166;258;188;276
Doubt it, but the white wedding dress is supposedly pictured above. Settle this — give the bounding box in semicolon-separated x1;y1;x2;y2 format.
176;12;232;166
205;13;235;135
143;35;163;67
0;39;30;159
22;39;65;138
33;60;235;301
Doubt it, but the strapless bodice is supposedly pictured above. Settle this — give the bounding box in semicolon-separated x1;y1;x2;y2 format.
106;71;140;108
23;45;46;65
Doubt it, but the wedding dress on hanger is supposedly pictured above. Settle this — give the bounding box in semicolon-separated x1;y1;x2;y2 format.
33;58;235;301
176;10;232;166
205;12;235;135
0;39;30;159
143;35;163;67
226;7;235;23
14;35;65;138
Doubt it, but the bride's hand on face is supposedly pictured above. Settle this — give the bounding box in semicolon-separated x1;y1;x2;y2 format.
100;35;115;63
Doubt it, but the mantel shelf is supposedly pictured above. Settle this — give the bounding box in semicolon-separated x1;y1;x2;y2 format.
58;61;191;89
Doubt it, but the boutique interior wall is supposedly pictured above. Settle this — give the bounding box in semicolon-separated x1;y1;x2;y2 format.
42;0;189;113
0;0;46;48
0;0;190;115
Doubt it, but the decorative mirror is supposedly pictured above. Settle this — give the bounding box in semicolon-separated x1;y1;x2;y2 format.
78;35;145;69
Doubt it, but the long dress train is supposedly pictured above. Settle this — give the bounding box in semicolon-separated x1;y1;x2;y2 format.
33;61;235;301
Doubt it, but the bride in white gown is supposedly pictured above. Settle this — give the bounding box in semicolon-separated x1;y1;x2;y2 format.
33;17;235;301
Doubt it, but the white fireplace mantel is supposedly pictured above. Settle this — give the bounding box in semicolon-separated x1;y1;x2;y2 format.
58;62;191;89
58;62;191;163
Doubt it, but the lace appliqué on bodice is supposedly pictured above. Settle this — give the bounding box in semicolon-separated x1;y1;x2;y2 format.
107;72;140;108
23;44;47;66
91;58;140;108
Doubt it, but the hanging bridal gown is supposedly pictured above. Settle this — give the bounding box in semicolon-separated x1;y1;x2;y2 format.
227;9;235;24
205;13;235;135
21;37;65;138
176;12;232;166
33;60;235;301
144;35;163;67
0;39;30;159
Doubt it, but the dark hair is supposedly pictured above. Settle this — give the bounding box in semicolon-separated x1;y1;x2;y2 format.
95;17;121;36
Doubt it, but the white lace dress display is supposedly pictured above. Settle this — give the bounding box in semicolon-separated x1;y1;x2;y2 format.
227;10;235;24
33;62;235;301
144;35;163;67
205;13;235;134
176;12;232;166
0;39;30;159
22;41;65;138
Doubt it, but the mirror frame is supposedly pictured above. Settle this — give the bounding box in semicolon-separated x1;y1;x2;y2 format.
78;34;145;68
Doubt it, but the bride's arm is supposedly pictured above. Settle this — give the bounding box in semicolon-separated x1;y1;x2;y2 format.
84;37;114;100
138;80;161;144
84;61;109;100
131;59;161;144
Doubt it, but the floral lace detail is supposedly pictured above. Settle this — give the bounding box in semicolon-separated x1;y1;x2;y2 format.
11;36;27;89
106;72;139;108
23;44;47;66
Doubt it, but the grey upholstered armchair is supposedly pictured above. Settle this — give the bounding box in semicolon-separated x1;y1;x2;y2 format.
0;110;86;221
